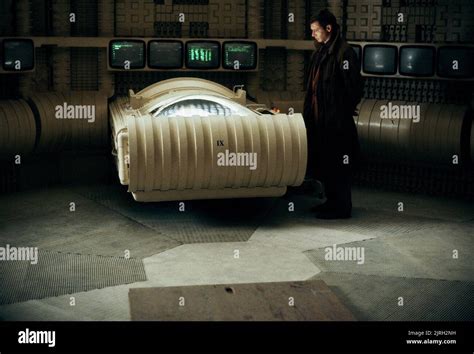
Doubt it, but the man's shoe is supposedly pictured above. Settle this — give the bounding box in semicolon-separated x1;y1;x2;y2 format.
314;209;351;219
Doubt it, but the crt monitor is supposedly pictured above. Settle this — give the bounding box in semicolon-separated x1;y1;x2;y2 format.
399;46;435;77
363;45;397;75
148;40;183;69
437;46;474;78
109;40;146;69
2;39;35;71
222;41;257;70
185;41;220;69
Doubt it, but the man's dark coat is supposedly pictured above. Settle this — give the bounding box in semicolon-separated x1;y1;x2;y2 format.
303;26;363;180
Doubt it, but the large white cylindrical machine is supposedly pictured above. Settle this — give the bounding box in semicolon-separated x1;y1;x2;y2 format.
110;78;308;202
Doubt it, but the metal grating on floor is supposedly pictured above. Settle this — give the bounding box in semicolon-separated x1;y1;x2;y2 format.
298;208;444;238
311;272;474;321
304;224;474;281
0;188;181;259
152;219;268;244
351;187;474;222
75;185;278;244
0;250;146;305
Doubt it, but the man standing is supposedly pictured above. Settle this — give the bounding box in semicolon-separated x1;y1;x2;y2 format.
303;9;363;219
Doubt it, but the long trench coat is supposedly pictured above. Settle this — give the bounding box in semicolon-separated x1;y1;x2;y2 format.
303;26;363;180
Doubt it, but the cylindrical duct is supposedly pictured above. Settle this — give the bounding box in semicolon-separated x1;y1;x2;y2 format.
355;99;470;164
29;91;108;152
126;114;307;197
0;99;36;160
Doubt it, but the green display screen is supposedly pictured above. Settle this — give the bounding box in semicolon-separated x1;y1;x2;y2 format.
185;41;220;69
190;48;214;62
109;40;145;69
223;42;257;70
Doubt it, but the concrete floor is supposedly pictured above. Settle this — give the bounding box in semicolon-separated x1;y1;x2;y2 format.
0;184;473;321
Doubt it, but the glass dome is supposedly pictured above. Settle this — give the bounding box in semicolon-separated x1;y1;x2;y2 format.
150;94;252;117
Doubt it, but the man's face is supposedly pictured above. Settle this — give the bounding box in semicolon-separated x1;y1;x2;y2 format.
311;22;331;43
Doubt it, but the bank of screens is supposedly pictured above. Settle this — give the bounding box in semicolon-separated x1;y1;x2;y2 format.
363;45;397;75
222;41;257;70
399;46;435;77
109;40;145;69
350;44;362;70
148;40;183;69
2;39;34;71
437;46;474;78
185;41;220;69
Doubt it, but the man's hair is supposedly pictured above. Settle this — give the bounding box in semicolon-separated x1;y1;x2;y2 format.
310;9;338;29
